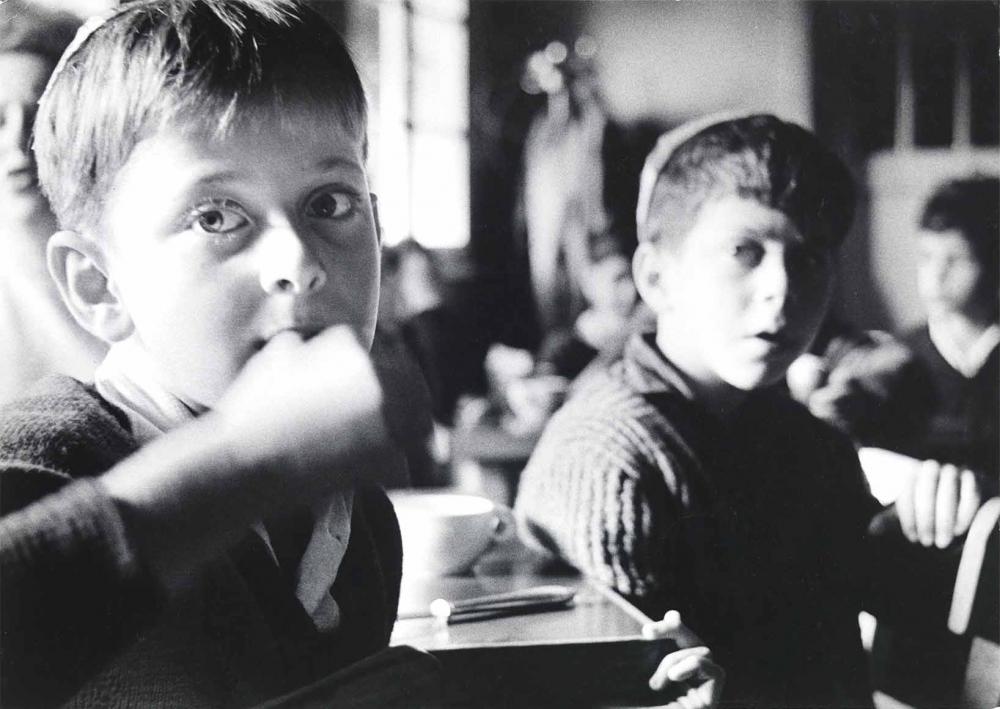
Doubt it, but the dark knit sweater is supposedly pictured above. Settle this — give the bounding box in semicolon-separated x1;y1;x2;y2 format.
863;326;997;476
516;334;882;708
0;376;402;709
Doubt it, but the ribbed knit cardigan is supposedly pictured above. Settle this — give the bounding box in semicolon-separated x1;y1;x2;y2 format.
515;334;883;707
0;376;402;709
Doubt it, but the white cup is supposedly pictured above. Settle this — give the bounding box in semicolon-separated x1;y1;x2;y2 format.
388;490;515;576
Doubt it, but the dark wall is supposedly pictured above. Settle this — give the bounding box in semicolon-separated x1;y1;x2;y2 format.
810;0;999;331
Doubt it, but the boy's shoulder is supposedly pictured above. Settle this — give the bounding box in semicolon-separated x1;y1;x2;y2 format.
0;375;138;482
534;336;702;471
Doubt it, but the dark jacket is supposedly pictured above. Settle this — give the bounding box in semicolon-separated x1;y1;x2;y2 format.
0;376;401;708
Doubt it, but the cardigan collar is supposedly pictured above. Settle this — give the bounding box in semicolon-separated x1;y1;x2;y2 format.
620;332;697;400
94;339;351;633
619;331;787;428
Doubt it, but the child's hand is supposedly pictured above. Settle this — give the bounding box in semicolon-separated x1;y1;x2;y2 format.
214;326;396;495
642;610;724;709
805;379;871;433
101;326;401;588
897;460;982;549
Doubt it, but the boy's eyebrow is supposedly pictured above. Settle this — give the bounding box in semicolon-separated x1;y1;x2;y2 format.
314;156;364;174
194;171;245;186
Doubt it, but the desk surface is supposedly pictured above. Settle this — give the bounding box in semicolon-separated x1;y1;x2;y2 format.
391;537;675;707
449;422;542;466
392;539;650;650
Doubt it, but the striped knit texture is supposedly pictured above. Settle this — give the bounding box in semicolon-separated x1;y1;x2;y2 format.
515;357;704;599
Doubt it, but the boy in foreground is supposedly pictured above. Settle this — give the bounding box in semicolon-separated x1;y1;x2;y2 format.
515;114;984;707
1;2;406;705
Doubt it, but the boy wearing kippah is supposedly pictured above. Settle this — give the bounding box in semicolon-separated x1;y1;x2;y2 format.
515;114;984;706
0;2;408;705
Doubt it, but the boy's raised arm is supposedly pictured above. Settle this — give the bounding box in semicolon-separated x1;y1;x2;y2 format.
1;327;403;705
102;326;401;589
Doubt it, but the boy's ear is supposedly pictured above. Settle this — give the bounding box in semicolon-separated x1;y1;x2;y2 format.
47;231;134;343
632;241;673;313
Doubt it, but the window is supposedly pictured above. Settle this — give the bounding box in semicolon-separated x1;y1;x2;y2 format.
375;0;469;248
894;2;998;149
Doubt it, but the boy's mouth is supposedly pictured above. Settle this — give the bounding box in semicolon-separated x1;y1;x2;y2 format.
749;330;796;351
252;325;325;352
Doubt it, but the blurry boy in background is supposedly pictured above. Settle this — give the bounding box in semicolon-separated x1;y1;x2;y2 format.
0;1;107;402
807;176;998;484
800;176;998;704
535;238;652;382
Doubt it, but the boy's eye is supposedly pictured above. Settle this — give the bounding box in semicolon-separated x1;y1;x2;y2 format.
191;204;250;235
731;241;764;266
305;190;356;220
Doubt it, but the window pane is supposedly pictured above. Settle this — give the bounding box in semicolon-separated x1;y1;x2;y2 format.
970;27;999;145
412;132;469;249
373;125;411;246
412;13;469;132
912;29;955;147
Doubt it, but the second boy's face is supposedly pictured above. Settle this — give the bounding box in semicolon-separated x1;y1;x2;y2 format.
0;52;53;224
97;106;379;410
916;229;986;319
655;196;834;395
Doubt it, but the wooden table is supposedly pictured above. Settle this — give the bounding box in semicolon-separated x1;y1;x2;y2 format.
449;422;543;506
391;537;676;707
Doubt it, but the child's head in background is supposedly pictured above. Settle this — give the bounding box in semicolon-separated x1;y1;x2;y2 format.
580;237;636;319
35;0;381;411
0;1;78;226
632;114;855;405
916;176;998;324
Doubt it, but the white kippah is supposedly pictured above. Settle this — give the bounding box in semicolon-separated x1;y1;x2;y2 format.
635;110;754;238
37;2;157;113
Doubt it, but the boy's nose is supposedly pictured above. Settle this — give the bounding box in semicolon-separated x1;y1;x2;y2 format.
258;224;328;295
757;253;790;306
0;103;31;153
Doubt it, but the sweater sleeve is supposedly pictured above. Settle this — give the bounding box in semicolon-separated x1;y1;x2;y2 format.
514;387;687;606
1;470;164;708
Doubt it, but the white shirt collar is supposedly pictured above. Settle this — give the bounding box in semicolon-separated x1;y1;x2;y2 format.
927;318;1000;378
94;339;351;632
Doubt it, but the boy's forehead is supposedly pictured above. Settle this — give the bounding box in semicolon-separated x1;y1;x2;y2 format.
174;98;363;146
688;194;827;246
121;119;367;191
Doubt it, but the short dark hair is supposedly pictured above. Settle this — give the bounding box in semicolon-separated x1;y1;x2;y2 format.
642;114;855;252
34;0;367;232
919;176;999;270
0;1;80;64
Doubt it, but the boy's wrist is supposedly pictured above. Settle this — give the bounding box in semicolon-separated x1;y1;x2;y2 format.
100;414;285;587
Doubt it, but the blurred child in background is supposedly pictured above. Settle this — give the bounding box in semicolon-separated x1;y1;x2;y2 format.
0;1;107;403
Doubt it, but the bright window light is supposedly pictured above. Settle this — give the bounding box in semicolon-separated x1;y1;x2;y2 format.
376;0;469;249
